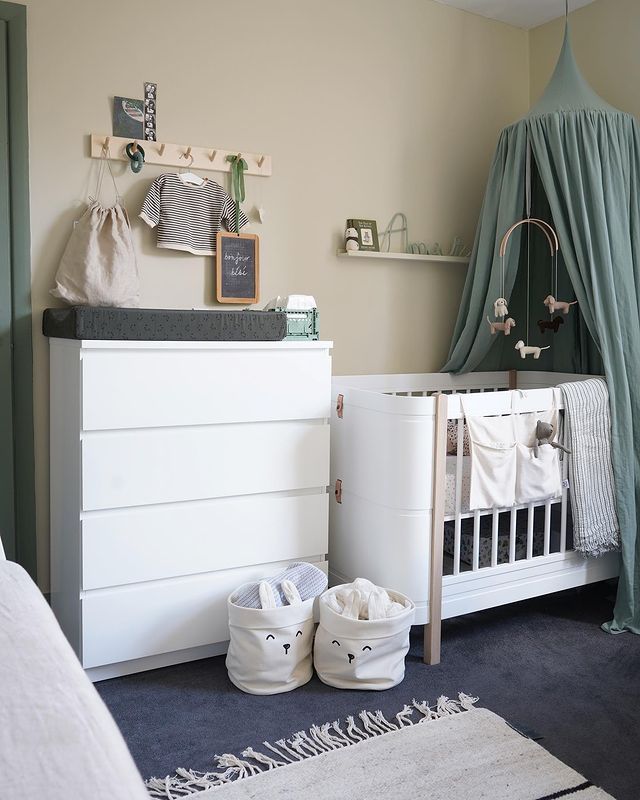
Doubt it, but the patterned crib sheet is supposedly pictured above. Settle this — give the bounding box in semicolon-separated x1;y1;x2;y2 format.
443;525;545;567
445;455;472;515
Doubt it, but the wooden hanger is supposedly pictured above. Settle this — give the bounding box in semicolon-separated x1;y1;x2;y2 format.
178;147;205;186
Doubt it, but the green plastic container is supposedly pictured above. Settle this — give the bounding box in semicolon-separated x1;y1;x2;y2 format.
270;307;319;340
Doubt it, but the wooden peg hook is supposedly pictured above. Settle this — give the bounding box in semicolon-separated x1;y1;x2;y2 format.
181;146;194;167
209;149;217;161
158;143;166;156
257;155;265;167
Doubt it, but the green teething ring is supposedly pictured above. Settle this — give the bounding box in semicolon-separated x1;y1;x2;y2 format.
125;142;145;173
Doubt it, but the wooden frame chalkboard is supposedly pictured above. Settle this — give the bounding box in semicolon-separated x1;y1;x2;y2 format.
216;232;260;304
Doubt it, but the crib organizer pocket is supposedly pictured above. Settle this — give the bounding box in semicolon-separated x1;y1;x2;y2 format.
226;584;316;695
465;414;517;510
515;443;562;504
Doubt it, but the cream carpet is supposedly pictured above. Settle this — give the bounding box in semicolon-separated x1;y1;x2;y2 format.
147;696;613;799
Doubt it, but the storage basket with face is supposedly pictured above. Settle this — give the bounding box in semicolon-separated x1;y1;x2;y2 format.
313;584;415;690
226;585;315;695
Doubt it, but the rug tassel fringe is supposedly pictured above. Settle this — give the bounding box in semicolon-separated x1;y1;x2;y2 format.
146;693;478;799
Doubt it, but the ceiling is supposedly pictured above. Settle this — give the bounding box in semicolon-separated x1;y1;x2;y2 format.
433;0;596;29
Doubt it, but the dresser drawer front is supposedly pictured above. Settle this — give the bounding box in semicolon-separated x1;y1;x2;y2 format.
81;349;331;431
81;421;329;511
82;492;329;589
81;560;328;668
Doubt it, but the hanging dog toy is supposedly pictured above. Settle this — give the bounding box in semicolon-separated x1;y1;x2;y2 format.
542;224;577;314
487;316;516;335
492;223;510;321
125;141;145;173
537;316;564;334
544;295;578;315
226;153;247;233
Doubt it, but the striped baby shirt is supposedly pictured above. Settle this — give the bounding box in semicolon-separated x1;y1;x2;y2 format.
139;172;249;255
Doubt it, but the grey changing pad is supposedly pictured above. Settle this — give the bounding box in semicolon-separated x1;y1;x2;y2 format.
42;307;287;341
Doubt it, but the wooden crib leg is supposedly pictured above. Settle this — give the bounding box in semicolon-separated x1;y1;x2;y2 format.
424;392;447;665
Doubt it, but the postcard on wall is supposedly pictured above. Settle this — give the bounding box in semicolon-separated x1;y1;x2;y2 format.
113;96;144;139
347;219;379;251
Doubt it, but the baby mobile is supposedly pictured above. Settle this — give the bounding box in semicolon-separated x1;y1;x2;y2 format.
488;150;578;359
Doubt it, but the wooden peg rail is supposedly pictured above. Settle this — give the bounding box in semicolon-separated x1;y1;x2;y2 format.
90;134;272;177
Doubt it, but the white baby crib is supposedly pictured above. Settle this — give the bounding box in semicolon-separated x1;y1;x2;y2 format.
329;370;620;664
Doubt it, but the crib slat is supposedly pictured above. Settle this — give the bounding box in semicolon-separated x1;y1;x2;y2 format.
560;452;568;553
543;499;552;556
509;509;517;562
526;504;534;560
472;510;480;571
453;417;464;576
491;511;499;567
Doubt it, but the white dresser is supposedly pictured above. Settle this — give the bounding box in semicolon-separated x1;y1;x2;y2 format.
49;339;332;681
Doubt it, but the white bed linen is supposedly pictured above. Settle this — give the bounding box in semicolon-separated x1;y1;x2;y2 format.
0;559;148;800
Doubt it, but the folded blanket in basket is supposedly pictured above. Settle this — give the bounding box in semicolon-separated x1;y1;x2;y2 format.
232;562;328;609
559;378;620;557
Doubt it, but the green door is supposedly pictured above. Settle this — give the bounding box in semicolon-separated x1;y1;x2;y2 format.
0;19;15;560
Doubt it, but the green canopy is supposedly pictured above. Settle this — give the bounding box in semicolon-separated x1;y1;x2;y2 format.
444;27;640;635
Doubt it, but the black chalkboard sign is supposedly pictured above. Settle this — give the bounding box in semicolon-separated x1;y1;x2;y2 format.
216;232;260;304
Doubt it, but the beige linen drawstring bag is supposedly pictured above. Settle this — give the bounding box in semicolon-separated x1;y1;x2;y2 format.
51;147;140;307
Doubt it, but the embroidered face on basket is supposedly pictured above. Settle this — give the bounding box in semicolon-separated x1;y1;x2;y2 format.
314;625;413;688
330;638;373;664
264;623;313;656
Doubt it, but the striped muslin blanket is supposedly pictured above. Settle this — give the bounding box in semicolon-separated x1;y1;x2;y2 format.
559;378;620;557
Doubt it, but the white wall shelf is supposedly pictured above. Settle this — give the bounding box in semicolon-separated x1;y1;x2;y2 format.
336;250;469;265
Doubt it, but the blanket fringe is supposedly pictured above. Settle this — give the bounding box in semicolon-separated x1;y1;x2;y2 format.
146;693;478;798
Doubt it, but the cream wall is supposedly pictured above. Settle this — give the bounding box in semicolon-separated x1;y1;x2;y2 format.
25;0;529;588
530;0;640;117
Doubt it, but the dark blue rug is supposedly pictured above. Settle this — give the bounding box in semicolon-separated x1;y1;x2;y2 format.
97;580;640;800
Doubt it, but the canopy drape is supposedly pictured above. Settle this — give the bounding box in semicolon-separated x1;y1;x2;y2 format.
444;28;640;634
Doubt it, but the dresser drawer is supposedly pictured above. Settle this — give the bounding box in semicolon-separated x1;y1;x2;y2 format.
81;560;328;668
81;349;331;431
82;492;329;589
81;421;329;511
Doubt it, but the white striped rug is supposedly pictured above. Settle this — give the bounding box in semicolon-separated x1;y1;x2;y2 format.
146;695;613;799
